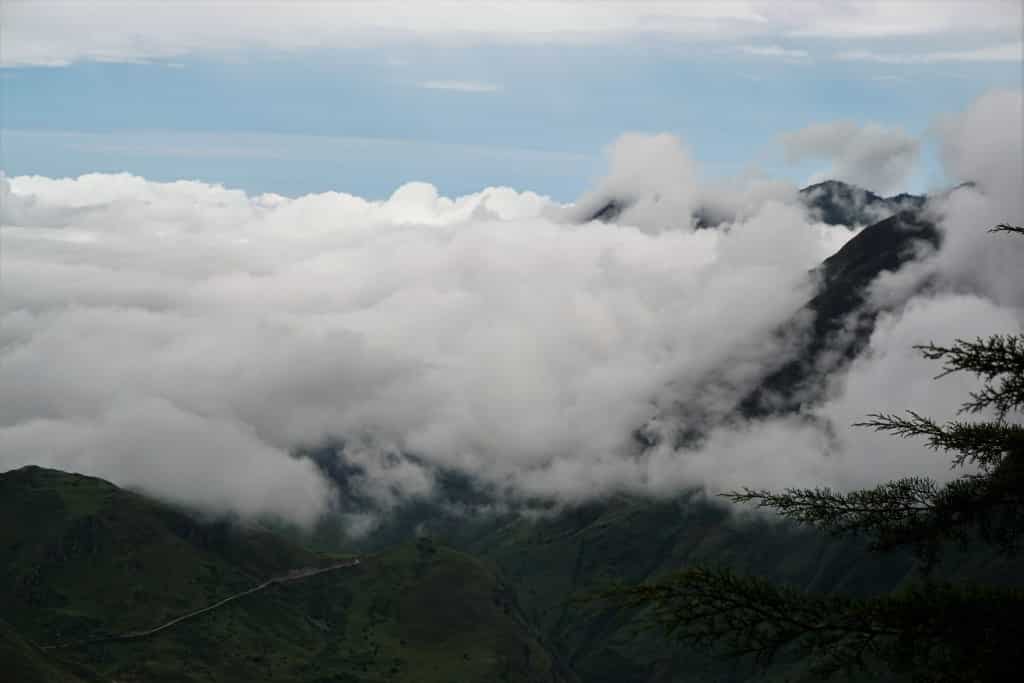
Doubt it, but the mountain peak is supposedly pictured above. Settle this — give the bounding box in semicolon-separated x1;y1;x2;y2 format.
799;179;925;227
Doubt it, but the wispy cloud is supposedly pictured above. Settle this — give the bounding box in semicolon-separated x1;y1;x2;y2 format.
4;1;1017;68
837;42;1022;64
417;80;502;93
780;120;920;194
869;75;906;84
738;44;809;60
3;128;588;164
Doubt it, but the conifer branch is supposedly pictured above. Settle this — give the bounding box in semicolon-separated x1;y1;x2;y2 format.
990;223;1024;236
596;570;1024;681
915;335;1024;419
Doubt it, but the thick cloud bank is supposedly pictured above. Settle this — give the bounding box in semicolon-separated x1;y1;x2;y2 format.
2;91;1021;528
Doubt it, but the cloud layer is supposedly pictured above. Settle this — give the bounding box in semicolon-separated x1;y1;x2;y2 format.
1;91;1021;530
0;138;851;523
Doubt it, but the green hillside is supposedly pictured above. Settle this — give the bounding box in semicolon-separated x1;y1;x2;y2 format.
6;466;1018;682
457;494;917;682
1;618;87;683
469;497;1024;681
0;466;571;683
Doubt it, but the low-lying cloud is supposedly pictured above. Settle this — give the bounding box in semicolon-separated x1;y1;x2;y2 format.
1;90;1021;530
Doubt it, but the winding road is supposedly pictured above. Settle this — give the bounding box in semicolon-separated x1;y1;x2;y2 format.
40;558;361;650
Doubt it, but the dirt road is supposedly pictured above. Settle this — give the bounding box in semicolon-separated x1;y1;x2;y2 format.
40;558;361;649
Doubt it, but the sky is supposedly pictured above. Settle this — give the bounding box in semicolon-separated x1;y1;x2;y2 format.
2;0;1022;198
1;2;1022;531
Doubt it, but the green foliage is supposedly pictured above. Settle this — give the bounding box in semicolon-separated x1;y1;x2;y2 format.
464;493;930;682
6;225;1022;683
917;334;1024;420
0;467;569;683
599;225;1024;682
597;569;1024;681
727;331;1024;568
0;618;87;683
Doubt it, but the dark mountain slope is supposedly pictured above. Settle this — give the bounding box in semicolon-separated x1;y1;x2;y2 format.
1;180;960;683
581;181;939;420
0;467;572;683
461;494;920;683
298;192;950;682
799;180;924;227
740;209;939;415
0;618;87;683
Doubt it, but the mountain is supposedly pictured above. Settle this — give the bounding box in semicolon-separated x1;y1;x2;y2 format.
0;466;921;683
574;180;941;423
0;466;571;683
798;180;925;227
456;494;915;683
7;465;1016;683
5;181;997;683
583;179;926;229
294;193;953;682
739;208;940;415
1;618;86;683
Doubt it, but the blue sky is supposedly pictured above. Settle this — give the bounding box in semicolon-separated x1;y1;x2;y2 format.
2;1;1021;199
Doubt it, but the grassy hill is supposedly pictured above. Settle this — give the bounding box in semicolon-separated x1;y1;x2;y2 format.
1;618;88;683
0;466;572;683
5;467;1020;683
456;494;919;683
326;481;1022;682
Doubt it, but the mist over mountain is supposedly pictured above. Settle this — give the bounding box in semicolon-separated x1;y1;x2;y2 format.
299;196;945;544
2;90;1022;537
584;178;924;229
3;0;1023;676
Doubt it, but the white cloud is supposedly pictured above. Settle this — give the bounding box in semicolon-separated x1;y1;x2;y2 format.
418;80;502;93
936;89;1024;217
1;396;335;527
663;89;1024;498
788;0;1019;38
837;41;1023;64
780;120;920;194
653;294;1022;496
931;89;1024;310
1;128;591;165
1;91;1020;529
1;1;1017;67
738;44;809;60
570;132;702;233
0;135;856;521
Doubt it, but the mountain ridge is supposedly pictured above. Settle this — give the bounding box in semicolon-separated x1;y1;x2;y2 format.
583;179;927;229
4;180;995;683
0;465;572;683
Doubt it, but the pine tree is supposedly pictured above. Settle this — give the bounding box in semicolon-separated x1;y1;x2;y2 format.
599;224;1024;682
